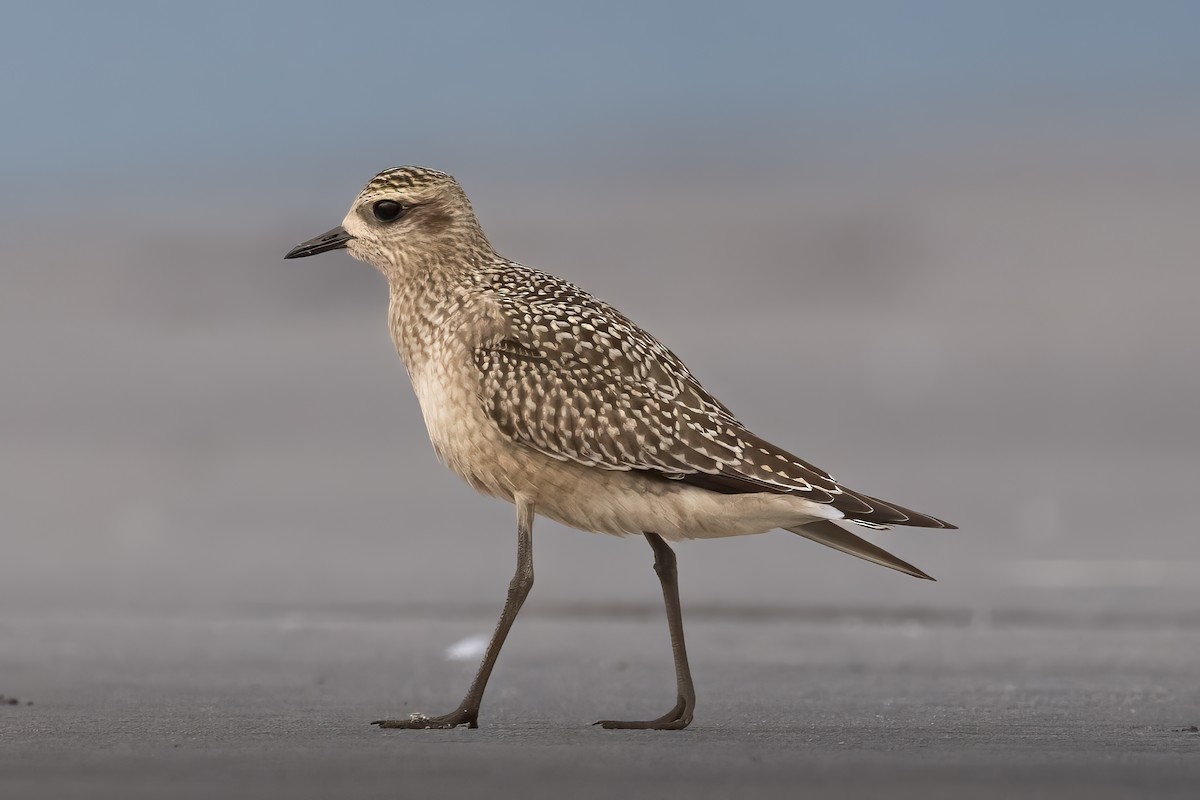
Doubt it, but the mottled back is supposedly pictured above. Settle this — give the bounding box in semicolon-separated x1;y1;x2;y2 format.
469;262;951;528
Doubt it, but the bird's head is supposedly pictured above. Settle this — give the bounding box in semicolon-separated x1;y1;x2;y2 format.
285;166;489;274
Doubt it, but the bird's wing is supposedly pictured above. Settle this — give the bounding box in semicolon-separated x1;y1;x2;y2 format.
470;264;948;526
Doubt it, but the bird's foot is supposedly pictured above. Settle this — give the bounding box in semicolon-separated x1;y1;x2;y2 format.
594;697;692;730
372;708;479;729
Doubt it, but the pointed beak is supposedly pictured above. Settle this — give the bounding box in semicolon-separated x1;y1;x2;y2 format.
284;226;354;259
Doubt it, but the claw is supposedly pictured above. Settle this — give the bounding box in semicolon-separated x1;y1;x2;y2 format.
593;697;693;730
371;709;479;729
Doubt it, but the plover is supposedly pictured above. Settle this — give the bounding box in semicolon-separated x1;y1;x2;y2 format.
285;166;955;730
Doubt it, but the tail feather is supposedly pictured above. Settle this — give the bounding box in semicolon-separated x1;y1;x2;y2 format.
851;493;957;529
787;520;934;581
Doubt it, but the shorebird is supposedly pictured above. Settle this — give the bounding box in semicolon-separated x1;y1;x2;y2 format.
285;166;955;731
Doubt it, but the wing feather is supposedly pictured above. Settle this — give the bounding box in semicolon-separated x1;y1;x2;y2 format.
470;263;955;529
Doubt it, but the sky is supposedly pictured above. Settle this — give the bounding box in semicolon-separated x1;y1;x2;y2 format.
3;1;1200;617
2;0;1199;196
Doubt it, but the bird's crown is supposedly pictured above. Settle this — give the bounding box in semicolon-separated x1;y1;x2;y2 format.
361;166;457;197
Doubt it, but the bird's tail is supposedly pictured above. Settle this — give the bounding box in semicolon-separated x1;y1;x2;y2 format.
786;520;934;580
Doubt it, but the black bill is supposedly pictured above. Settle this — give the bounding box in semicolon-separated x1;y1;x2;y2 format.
284;226;354;259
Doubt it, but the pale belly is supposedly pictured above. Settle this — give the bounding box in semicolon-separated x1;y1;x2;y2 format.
405;359;838;541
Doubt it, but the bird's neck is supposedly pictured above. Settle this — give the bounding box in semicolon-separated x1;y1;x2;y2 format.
386;254;482;372
384;234;494;298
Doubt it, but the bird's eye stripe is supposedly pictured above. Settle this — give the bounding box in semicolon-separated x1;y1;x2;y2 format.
372;199;407;222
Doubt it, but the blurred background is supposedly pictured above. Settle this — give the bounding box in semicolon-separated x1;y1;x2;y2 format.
3;0;1198;624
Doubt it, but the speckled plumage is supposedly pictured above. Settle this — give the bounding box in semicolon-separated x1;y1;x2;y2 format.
335;166;953;549
285;165;957;730
468;262;948;525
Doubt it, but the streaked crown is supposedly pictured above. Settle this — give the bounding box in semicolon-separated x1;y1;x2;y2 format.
360;166;457;199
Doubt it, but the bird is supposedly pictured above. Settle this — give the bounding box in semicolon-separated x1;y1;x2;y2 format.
284;165;955;731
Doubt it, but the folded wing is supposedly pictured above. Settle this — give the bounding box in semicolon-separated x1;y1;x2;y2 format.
471;264;954;531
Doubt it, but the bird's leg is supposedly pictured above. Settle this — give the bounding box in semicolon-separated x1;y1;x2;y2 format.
595;532;695;730
373;498;535;729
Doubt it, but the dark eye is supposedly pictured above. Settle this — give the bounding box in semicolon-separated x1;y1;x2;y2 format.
372;199;406;222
